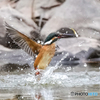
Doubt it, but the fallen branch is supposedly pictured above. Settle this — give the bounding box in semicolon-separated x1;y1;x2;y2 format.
41;4;61;10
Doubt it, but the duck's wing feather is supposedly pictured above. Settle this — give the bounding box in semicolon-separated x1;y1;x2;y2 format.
5;23;42;57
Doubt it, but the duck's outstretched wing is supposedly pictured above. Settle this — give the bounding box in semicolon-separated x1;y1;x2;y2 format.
5;23;42;57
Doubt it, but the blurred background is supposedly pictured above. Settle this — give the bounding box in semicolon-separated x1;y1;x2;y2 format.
0;0;100;100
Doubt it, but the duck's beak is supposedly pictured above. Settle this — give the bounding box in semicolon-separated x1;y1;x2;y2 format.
58;28;79;38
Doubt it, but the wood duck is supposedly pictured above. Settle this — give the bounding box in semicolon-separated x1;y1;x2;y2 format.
6;23;78;75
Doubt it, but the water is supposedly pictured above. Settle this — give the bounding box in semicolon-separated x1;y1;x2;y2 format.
0;50;100;100
0;64;100;100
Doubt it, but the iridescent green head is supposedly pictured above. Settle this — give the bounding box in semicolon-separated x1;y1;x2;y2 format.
44;28;78;45
44;33;58;45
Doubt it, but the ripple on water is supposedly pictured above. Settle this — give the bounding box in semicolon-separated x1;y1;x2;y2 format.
0;67;100;88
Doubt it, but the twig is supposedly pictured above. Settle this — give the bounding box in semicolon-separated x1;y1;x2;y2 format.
39;14;43;32
41;4;61;10
31;0;35;21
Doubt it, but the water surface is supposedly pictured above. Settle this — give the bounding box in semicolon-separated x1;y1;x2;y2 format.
0;64;100;100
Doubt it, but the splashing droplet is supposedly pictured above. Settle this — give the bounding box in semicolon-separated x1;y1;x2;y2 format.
78;41;85;47
20;18;22;21
84;63;87;67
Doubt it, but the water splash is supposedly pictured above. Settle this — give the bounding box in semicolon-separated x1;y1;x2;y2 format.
34;53;73;85
0;71;100;88
42;53;70;77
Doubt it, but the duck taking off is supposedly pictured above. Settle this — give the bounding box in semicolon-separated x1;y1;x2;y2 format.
6;23;78;75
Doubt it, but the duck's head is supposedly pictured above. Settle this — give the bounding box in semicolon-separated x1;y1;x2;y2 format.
44;28;79;45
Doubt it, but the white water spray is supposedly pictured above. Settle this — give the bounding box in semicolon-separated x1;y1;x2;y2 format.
43;53;70;77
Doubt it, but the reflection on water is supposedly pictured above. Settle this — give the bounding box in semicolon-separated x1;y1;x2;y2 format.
0;84;100;100
0;64;100;100
0;49;100;100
